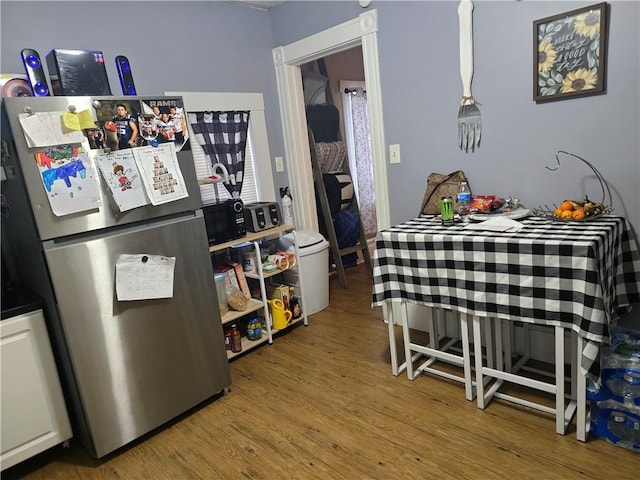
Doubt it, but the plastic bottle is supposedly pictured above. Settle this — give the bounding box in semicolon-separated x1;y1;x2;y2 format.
282;187;294;225
224;327;232;351
230;324;242;353
457;181;471;217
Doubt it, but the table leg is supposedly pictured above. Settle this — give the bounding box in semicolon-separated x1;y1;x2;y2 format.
571;330;577;405
576;334;588;441
460;313;474;401
385;302;400;376
400;302;415;380
523;323;531;360
503;320;512;373
427;307;438;349
495;319;504;372
473;316;487;409
555;326;565;435
484;319;494;368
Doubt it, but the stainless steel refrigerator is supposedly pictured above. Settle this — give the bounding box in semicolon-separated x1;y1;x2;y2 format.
1;96;231;458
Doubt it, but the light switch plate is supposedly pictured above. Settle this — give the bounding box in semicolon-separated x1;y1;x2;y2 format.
389;144;401;164
275;156;284;172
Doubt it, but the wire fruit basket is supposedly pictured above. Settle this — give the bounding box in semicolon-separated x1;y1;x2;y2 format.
531;151;613;222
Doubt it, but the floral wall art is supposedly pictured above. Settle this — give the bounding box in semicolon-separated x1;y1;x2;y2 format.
534;2;608;102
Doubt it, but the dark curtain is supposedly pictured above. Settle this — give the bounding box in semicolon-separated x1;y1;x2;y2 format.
187;111;250;198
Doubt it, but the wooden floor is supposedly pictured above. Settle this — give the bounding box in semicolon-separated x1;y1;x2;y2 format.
5;264;639;479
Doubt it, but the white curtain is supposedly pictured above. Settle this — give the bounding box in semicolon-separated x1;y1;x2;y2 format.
347;88;377;238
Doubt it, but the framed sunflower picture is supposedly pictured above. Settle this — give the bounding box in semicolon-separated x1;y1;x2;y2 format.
533;2;608;102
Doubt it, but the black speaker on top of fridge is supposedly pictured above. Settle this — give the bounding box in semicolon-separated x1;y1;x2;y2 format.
115;55;137;96
20;49;50;96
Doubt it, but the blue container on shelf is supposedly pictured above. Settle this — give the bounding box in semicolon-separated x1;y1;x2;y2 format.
245;316;263;341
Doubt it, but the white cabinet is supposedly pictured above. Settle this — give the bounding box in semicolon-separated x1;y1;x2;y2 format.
0;309;72;471
209;225;308;360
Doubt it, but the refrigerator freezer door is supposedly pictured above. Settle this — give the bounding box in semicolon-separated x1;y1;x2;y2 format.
43;211;230;458
3;96;202;241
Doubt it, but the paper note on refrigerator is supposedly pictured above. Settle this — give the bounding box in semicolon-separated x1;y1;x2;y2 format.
93;149;149;212
62;109;96;131
19;112;87;147
35;145;102;216
115;254;176;301
133;142;188;205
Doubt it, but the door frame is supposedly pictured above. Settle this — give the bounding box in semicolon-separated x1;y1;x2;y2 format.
272;9;390;232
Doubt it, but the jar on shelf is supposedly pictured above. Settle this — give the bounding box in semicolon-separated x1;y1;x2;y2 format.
214;273;228;315
243;250;256;273
246;316;263;341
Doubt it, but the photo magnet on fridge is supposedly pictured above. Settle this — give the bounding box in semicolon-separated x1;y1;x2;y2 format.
139;98;190;152
94;100;143;151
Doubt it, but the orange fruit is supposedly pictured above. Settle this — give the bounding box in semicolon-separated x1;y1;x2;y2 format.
554;207;563;217
559;201;574;211
571;209;586;220
560;210;573;220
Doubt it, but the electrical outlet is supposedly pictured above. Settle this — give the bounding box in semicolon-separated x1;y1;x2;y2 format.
389;144;401;164
275;156;284;172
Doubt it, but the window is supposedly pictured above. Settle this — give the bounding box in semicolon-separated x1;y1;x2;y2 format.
191;124;259;205
165;91;276;205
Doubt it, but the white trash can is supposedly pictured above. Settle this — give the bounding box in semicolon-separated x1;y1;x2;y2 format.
278;230;330;315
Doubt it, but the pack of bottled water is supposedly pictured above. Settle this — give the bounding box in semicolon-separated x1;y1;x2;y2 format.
588;327;640;452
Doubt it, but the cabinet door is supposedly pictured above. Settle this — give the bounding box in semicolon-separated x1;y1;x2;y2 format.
1;310;72;471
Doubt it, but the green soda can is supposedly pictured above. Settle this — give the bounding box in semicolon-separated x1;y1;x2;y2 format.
440;196;454;226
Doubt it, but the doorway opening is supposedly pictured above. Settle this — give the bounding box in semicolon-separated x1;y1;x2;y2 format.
272;8;390;235
300;47;378;264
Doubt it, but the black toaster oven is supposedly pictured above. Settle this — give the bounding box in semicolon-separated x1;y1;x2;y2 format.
202;199;246;245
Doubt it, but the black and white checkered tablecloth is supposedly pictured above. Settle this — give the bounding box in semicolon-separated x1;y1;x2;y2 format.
372;215;640;375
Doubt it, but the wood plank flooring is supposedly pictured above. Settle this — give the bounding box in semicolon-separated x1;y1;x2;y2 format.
4;263;639;479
